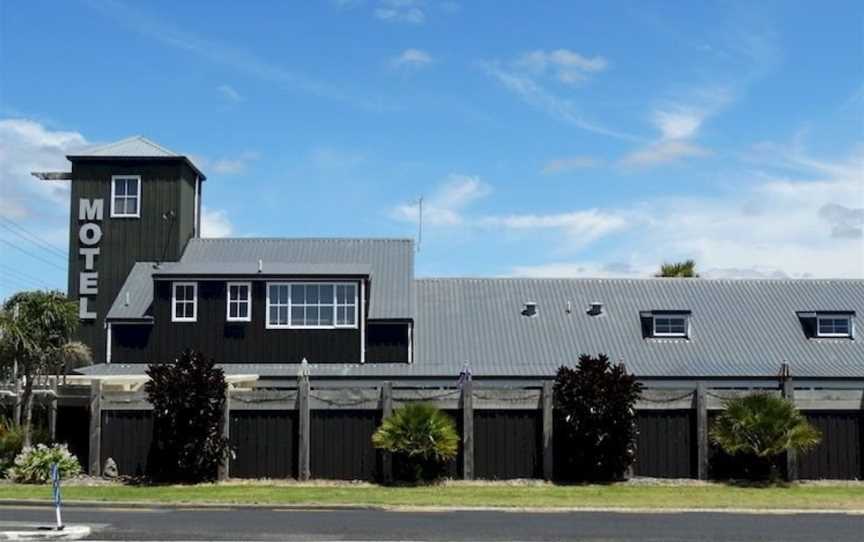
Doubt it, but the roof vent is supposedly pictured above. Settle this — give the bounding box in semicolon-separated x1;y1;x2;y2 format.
587;302;603;316
258;258;263;273
125;292;131;306
522;301;538;317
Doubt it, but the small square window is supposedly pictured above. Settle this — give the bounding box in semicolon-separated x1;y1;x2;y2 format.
172;282;197;322
111;175;141;218
226;282;251;322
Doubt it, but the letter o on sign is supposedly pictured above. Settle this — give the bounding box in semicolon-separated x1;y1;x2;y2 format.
79;223;103;246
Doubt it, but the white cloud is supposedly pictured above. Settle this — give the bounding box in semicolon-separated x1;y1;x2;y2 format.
192;151;260;175
85;0;385;111
200;207;234;238
310;147;366;169
0;118;86;220
375;0;426;23
621;92;730;167
621;140;709;167
541;156;599;174
390;48;434;70
391;174;490;226
482;210;628;248
518;146;864;278
391;175;627;248
515;49;607;85
510;261;650;279
217;84;243;102
483;62;637;142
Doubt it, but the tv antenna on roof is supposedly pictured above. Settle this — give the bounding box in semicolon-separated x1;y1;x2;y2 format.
416;196;423;253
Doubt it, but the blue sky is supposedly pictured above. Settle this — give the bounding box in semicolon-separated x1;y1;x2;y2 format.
1;0;862;300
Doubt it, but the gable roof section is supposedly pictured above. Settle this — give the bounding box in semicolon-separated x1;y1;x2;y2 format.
411;278;864;379
179;238;414;319
106;262;157;321
67;136;206;179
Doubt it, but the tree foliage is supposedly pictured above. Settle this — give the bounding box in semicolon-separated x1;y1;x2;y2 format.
658;260;698;277
145;350;230;483
0;290;90;447
711;393;821;479
554;354;642;481
372;403;459;482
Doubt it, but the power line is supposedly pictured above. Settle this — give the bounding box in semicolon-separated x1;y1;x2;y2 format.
0;263;58;290
0;239;67;272
0;217;68;261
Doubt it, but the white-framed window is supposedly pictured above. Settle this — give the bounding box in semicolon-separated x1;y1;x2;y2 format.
172;282;197;322
653;315;688;337
266;281;357;329
110;175;141;218
226;282;251;322
816;315;852;338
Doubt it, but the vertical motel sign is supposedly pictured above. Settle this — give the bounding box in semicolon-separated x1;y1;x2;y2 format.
78;198;103;319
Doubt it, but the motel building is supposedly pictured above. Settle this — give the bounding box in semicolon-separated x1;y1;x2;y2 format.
32;136;864;482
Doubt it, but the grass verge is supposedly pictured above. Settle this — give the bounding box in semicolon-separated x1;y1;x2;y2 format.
1;482;863;510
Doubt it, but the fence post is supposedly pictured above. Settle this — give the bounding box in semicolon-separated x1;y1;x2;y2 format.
462;379;474;480
781;363;798;481
218;385;231;481
381;382;393;483
297;375;311;481
13;374;22;426
89;379;102;477
696;382;708;480
49;379;58;442
542;381;554;481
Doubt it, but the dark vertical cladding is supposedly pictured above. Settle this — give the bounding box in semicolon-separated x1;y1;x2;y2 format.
634;410;696;478
311;410;379;480
366;322;410;362
230;411;298;479
474;410;542;479
100;410;154;478
112;281;362;363
67;160;199;361
799;411;862;480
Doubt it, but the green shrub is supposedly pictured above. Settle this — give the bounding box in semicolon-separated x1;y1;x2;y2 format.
372;403;459;482
554;354;642;481
711;393;821;480
7;444;81;483
1;418;50;474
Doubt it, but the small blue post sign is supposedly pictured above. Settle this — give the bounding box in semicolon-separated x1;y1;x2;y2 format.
51;463;64;530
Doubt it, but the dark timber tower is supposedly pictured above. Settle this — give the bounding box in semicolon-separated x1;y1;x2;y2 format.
37;136;205;362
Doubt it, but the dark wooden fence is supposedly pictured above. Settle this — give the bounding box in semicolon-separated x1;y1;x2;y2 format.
230;410;297;479
62;380;864;482
799;411;862;480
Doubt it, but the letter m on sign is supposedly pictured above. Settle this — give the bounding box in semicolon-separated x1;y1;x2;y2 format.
79;199;104;221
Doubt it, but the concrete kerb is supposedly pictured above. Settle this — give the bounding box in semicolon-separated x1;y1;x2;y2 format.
0;525;91;541
1;500;863;516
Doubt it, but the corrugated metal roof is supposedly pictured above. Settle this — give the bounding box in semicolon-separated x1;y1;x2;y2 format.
411;278;864;379
106;262;157;320
96;276;864;379
180;238;413;319
69;136;180;158
152;262;373;277
67;136;205;179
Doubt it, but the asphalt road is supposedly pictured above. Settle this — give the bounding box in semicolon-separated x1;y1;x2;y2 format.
1;503;863;541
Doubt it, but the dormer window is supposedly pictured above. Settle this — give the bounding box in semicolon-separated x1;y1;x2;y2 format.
111;175;141;218
653;315;688;337
817;314;852;338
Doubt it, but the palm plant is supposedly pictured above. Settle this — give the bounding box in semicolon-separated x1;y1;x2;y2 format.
711;393;821;480
372;403;459;482
658;260;698;277
0;291;91;447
